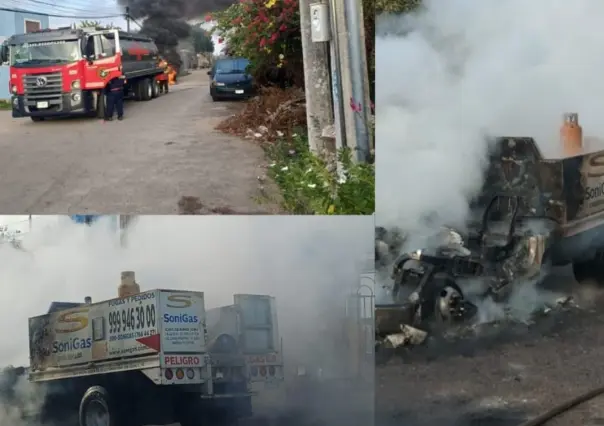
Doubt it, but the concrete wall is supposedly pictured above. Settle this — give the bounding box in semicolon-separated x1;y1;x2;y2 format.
0;10;50;100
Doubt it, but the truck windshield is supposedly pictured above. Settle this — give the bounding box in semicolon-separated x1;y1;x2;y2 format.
10;40;81;67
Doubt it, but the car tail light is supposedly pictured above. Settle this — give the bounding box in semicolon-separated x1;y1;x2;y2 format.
165;369;173;380
176;369;184;380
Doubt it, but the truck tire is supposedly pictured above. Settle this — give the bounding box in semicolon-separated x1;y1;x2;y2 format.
96;92;106;119
420;274;465;324
79;386;124;426
151;79;159;98
141;79;152;101
131;81;142;101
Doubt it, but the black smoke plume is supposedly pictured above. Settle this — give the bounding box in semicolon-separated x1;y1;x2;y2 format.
117;0;237;67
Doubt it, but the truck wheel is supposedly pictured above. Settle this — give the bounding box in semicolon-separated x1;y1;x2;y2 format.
79;386;124;426
420;274;465;324
96;92;106;119
151;80;159;98
141;79;152;101
163;81;169;93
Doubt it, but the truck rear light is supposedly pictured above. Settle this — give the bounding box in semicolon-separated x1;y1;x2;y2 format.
259;366;267;377
268;366;275;376
176;369;184;380
250;367;258;377
165;368;173;380
186;368;195;379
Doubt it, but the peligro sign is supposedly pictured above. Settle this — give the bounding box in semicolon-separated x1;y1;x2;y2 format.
164;355;201;366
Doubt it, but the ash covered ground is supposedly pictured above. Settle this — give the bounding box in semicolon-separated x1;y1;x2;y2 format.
375;264;604;426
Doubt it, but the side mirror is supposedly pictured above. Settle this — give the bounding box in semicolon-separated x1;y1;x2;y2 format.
0;42;8;64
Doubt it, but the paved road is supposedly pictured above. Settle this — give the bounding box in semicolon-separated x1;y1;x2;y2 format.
376;278;604;426
0;71;278;214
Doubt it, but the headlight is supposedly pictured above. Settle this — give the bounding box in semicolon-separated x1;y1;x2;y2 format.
410;249;422;260
71;80;81;89
215;82;225;86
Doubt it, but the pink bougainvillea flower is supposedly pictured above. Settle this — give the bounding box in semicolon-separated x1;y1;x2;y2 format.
279;24;287;32
259;38;267;47
218;38;224;44
205;14;212;22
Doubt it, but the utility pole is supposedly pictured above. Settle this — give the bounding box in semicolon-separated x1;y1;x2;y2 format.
299;0;334;154
332;0;371;163
125;7;131;32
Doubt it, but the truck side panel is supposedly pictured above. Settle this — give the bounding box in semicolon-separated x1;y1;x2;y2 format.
29;290;161;371
563;151;604;224
158;290;207;353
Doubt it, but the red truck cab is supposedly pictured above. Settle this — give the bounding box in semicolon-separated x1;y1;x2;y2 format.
0;27;163;122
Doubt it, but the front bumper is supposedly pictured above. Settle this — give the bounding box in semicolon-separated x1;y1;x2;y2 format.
210;84;255;99
11;92;89;118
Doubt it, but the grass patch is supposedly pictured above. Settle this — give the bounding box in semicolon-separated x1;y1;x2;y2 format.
0;99;11;110
260;132;375;215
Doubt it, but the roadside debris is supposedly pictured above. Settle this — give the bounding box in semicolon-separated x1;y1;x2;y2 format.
216;87;306;143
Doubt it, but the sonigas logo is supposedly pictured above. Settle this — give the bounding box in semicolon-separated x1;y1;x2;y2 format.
166;294;193;308
55;308;89;333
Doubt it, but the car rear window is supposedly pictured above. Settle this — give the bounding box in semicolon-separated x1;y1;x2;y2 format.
215;58;250;75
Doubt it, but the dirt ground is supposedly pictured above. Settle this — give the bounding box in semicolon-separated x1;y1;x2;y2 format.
0;71;280;214
376;272;604;426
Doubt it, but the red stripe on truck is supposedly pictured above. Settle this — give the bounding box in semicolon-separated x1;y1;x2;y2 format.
136;333;161;351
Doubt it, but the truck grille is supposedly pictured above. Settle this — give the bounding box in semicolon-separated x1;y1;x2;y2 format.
23;72;63;111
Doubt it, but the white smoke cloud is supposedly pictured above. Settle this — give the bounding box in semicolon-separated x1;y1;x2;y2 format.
0;215;374;424
376;0;604;229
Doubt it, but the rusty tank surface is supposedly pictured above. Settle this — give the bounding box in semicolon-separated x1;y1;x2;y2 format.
384;113;604;329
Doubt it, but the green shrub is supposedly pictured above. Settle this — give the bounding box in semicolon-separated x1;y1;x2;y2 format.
262;132;374;215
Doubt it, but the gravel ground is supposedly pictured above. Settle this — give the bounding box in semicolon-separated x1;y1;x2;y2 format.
376;275;604;426
0;71;279;214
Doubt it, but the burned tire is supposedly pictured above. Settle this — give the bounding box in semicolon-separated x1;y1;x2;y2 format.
79;386;125;426
420;274;465;324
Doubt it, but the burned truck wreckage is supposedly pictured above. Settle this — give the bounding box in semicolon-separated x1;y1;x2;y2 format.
376;114;604;356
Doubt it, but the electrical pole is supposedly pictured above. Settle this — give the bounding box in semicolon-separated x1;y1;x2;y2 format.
299;0;334;154
126;7;131;32
332;0;371;163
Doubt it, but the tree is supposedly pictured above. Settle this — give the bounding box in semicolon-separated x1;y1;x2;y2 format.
78;20;121;30
376;0;422;13
191;27;214;53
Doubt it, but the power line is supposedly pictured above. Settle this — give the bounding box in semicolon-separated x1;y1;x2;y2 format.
0;5;124;19
0;0;119;17
16;0;119;14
